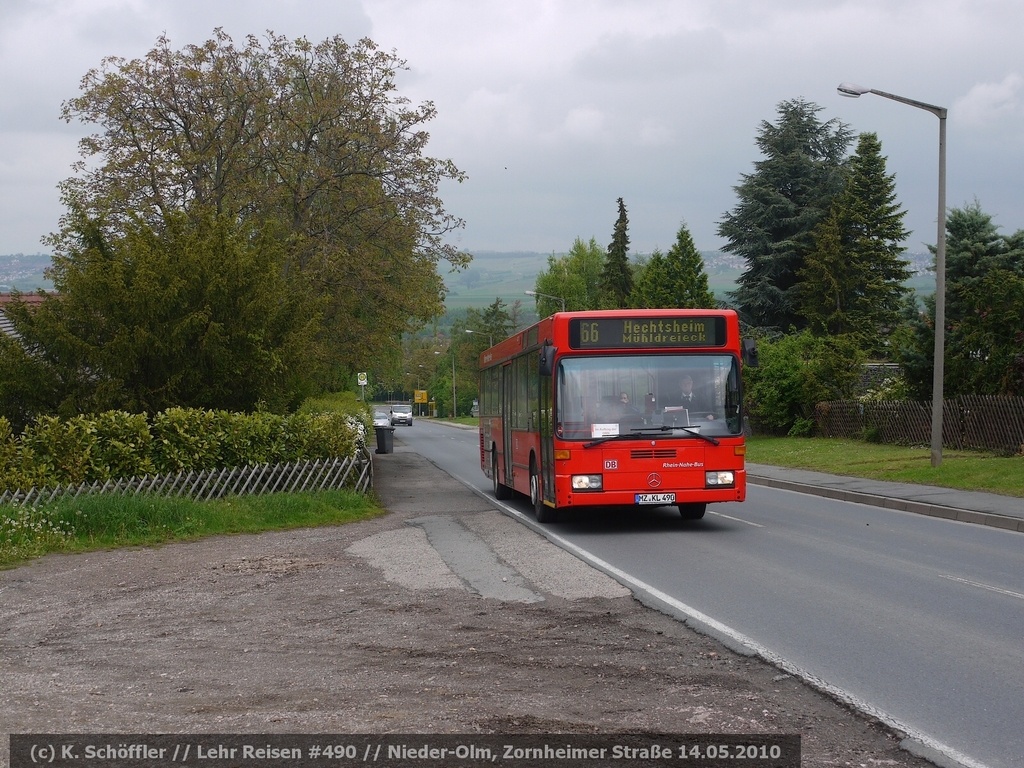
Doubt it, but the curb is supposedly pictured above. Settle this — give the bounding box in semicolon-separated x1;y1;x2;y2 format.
748;474;1024;533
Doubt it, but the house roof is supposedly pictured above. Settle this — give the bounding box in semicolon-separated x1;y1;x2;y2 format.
0;292;49;339
0;292;47;308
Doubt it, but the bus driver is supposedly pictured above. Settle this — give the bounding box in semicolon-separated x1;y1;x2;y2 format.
664;374;716;421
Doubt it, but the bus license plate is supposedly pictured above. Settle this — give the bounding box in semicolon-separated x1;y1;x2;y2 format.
636;493;676;505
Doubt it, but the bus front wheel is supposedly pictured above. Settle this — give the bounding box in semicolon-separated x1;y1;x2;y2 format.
492;451;512;500
531;459;558;523
678;503;707;520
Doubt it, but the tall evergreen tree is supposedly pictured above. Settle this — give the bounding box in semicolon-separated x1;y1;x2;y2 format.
600;198;633;308
719;99;852;331
630;222;716;308
901;202;1024;397
629;249;668;309
797;132;911;354
478;298;515;344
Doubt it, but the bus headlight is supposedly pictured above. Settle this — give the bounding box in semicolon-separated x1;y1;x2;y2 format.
705;471;735;487
571;474;603;490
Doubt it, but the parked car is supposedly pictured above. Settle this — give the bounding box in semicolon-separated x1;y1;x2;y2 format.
390;404;414;426
372;410;391;428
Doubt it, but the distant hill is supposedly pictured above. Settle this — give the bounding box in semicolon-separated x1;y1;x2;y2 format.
0;253;53;292
0;249;935;308
446;249;936;310
443;249;745;312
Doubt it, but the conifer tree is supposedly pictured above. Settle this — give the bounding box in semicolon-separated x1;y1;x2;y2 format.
629;249;668;308
664;223;717;308
630;222;716;308
719;99;852;331
798;132;911;354
901;202;1024;397
600;198;633;308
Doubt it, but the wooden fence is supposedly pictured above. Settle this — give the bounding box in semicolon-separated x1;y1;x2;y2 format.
815;396;1024;454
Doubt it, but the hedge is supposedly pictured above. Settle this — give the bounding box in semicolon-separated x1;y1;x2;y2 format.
0;408;367;493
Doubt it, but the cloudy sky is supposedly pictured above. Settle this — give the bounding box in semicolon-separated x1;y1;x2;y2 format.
2;0;1021;259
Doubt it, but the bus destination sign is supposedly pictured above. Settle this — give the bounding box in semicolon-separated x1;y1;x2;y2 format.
569;316;726;349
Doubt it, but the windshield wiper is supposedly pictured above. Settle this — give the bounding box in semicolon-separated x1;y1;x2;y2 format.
583;425;720;448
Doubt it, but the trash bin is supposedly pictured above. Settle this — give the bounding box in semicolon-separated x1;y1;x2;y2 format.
374;425;395;454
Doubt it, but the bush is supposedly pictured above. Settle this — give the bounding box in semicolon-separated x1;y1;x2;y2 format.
745;331;865;436
0;417;48;492
92;411;156;479
18;415;98;485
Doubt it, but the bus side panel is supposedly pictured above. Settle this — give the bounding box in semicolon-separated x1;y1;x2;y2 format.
481;416;509;483
508;428;542;499
479;416;495;474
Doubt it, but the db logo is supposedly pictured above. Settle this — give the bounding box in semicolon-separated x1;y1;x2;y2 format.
604;459;618;470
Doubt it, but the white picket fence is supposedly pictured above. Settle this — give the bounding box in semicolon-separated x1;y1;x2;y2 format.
0;449;373;508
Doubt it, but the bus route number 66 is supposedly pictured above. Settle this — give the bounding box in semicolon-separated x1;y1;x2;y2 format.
580;322;600;344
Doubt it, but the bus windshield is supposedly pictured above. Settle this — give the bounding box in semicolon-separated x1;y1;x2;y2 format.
555;354;742;441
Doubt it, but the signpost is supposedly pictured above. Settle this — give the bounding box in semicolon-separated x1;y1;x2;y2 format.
414;389;428;416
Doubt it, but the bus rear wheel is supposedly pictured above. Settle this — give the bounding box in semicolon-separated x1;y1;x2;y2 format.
531;459;558;523
678;503;707;520
492;451;512;500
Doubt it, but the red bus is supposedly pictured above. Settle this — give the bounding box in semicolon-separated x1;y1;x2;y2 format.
478;309;757;523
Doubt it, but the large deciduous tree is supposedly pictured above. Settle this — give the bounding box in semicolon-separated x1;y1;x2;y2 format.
719;99;852;332
532;237;606;314
39;29;466;411
797;133;911;353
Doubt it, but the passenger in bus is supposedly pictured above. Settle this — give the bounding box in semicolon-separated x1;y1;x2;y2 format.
618;392;640;415
582;393;611;425
664;374;716;421
616;392;643;427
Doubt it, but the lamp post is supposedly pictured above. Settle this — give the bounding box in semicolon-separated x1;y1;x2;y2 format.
432;350;441;417
464;328;493;346
524;290;566;314
837;82;947;468
416;364;427;416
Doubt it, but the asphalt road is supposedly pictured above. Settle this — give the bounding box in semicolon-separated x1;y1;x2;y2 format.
389;419;1024;768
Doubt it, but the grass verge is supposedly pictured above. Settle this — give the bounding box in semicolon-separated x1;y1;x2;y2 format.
746;436;1024;497
0;489;385;570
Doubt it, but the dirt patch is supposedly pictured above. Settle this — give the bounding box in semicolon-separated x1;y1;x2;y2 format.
0;451;936;768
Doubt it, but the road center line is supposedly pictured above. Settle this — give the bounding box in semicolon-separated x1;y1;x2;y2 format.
941;574;1024;601
709;510;763;527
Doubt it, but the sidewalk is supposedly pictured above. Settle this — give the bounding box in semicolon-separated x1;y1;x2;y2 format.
747;463;1024;532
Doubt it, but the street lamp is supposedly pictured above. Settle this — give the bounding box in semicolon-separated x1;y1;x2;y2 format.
525;290;566;313
416;364;427;416
837;82;947;468
464;328;493;346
